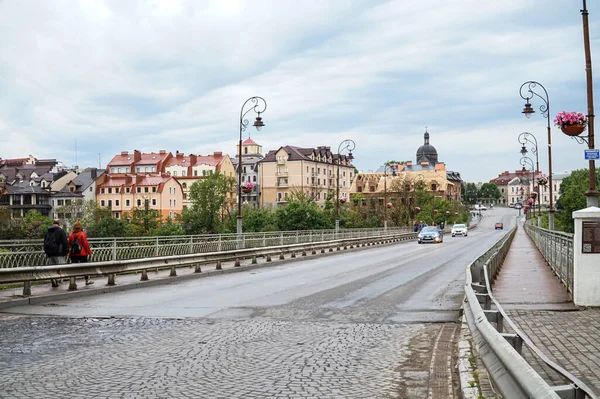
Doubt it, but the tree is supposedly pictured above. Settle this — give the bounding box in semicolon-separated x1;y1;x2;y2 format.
275;191;332;231
181;172;235;234
0;208;22;239
127;200;162;236
478;182;501;202
21;210;53;239
461;182;479;204
154;217;185;236
54;199;97;230
555;168;600;233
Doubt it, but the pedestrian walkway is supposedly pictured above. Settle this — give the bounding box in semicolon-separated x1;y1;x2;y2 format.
491;224;600;396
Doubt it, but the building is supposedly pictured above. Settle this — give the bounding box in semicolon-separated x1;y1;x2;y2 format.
51;168;103;222
231;137;263;208
490;169;563;207
258;145;355;208
164;151;236;212
96;150;183;220
350;130;463;203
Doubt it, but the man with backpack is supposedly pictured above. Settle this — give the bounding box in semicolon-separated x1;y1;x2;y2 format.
43;219;69;287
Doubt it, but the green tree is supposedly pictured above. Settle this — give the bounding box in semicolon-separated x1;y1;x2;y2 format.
555;168;600;233
21;210;53;239
127;200;163;236
84;205;132;237
478;182;501;202
0;208;22;239
241;207;279;232
275;191;332;230
181;172;235;234
154;217;185;236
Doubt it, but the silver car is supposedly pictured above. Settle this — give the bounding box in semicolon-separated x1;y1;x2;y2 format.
451;223;468;237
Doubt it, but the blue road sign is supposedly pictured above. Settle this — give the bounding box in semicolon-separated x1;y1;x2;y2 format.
584;149;599;160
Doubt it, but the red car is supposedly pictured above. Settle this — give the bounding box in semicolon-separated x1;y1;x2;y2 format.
495;222;504;230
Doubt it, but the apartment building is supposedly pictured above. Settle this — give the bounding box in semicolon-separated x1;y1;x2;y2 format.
232;137;263;208
258;145;355;208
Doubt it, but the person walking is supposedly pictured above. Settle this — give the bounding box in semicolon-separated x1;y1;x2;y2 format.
68;222;94;286
43;219;69;287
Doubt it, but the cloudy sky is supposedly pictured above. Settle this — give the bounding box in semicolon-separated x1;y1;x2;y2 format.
0;0;598;182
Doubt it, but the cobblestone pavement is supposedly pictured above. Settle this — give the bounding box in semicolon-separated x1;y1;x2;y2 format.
0;315;457;399
507;309;600;395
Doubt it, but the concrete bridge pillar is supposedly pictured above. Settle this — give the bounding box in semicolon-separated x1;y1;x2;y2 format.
573;206;600;306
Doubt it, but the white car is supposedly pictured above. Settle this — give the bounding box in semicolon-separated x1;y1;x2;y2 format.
451;223;468;237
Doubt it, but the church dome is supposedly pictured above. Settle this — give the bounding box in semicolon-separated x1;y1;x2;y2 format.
416;131;438;164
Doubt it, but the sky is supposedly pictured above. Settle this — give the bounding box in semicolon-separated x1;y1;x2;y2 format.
0;0;598;183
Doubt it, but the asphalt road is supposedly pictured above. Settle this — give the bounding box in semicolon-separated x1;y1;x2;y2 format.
0;208;517;399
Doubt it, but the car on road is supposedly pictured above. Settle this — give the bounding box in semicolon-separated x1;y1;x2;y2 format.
509;203;515;208
417;226;444;244
495;222;504;230
514;203;523;210
451;224;468;237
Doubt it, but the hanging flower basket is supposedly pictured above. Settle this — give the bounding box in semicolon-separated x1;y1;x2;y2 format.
241;182;254;193
339;196;347;204
554;111;587;136
446;211;450;215
454;212;459;215
433;209;438;214
528;198;534;205
537;174;548;186
415;206;421;213
386;202;393;209
530;192;537;199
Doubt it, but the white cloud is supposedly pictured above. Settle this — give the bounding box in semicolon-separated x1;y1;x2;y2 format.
0;0;597;182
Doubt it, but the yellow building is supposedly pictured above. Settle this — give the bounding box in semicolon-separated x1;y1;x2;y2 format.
350;131;462;203
258;145;355;208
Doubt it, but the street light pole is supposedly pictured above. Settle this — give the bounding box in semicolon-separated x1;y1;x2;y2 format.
335;139;355;233
519;132;542;225
238;97;267;236
581;1;598;206
383;163;397;231
521;156;535;222
520;81;555;230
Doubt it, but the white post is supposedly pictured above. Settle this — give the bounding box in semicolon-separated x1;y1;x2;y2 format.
572;206;600;306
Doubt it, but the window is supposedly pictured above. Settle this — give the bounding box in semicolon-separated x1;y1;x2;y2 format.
101;188;105;194
284;192;288;200
101;200;105;206
137;187;141;193
169;187;172;194
136;167;141;172
57;199;64;206
244;147;248;154
343;171;346;177
152;166;155;172
108;188;112;194
202;170;207;176
169;199;172;206
144;187;149;193
169;212;172;219
182;170;186;176
318;168;321;174
183;193;187;200
174;188;176;194
108;200;112;207
152;187;156;193
431;184;437;191
89;187;92;192
115;212;120;219
152;199;156;206
174;200;176;207
137;199;142;206
126;199;130;207
115;200;120;206
277;193;282;201
173;171;177;177
194;170;198;176
243;166;247;173
126;187;130;193
253;176;256;182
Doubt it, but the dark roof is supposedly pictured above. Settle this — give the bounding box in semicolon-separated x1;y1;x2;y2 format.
5;181;52;195
70;168;101;191
259;145;353;166
446;171;462;182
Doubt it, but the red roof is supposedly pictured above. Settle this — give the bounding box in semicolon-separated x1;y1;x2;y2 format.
242;137;258;146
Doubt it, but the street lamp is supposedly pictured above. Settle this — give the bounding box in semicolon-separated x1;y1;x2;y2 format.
237;97;267;236
383;163;397;230
560;1;599;207
520;156;535;221
518;132;542;225
519;81;555;229
335;139;356;232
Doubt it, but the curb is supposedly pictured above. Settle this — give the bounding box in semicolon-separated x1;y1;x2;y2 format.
457;314;482;399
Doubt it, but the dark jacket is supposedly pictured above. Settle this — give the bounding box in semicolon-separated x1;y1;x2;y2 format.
44;225;69;257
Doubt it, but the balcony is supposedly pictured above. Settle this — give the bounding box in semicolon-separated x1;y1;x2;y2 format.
276;158;286;165
275;170;288;176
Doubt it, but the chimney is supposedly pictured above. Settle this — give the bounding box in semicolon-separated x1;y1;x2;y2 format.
213;151;223;157
159;150;166;154
134;149;142;162
189;154;197;165
121;151;128;156
406;161;412;166
176;152;184;158
91;168;97;180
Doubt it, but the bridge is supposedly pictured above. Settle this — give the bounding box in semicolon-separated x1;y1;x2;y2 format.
0;207;598;398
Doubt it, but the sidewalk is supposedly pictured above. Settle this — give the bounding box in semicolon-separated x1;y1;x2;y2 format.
491;224;600;395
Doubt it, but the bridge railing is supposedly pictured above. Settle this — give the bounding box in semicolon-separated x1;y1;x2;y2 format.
523;223;574;294
0;227;412;269
464;223;596;399
0;231;416;299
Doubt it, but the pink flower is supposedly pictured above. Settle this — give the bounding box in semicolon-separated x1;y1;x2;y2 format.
554;111;587;128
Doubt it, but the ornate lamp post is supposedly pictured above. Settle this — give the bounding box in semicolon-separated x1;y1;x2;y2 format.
335;139;356;233
383;163;397;230
518;132;542;225
520;156;535;221
520;81;555;229
237;97;267;236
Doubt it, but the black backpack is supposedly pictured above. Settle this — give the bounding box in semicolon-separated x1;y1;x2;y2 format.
70;235;82;255
44;231;59;256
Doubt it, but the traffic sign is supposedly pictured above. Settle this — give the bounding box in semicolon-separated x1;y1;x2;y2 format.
584;149;599;160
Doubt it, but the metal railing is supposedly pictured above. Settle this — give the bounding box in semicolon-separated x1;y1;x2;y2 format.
0;227;412;269
524;223;574;294
464;223;596;398
0;231;416;298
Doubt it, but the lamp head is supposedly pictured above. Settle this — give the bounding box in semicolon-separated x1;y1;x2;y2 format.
253;112;264;131
348;152;354;161
522;100;535;119
521;166;526;173
520;145;527;156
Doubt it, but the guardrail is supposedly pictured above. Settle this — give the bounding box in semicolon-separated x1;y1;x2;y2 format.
0;231;417;297
0;227;412;269
524;223;574;294
464;223;596;399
